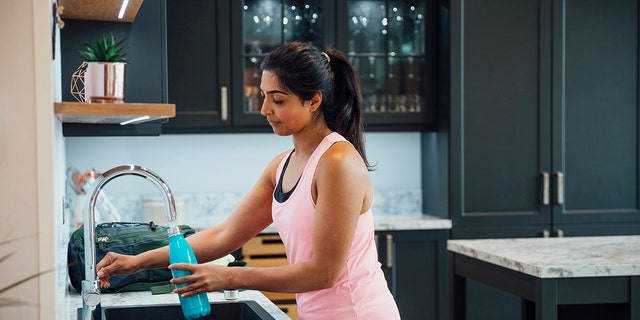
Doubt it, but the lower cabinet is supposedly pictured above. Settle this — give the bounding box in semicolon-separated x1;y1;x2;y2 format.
241;234;298;320
243;231;449;320
376;230;449;320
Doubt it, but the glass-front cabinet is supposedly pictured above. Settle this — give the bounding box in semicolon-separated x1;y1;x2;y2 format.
232;0;328;126
339;0;436;129
165;0;436;133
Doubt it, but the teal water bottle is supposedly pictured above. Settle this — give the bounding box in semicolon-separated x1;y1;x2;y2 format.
168;226;211;319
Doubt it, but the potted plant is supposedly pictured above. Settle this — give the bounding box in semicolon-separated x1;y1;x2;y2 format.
71;33;130;103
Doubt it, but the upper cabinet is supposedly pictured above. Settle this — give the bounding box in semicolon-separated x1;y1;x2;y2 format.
162;0;231;133
227;0;328;129
337;0;438;130
59;0;438;135
439;0;640;239
163;0;438;133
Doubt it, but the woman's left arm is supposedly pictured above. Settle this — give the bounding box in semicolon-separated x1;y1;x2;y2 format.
305;141;372;286
171;142;371;295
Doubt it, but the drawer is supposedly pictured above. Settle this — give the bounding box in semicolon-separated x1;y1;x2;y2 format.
243;235;286;256
262;291;296;301
244;256;288;268
242;234;298;317
276;302;298;320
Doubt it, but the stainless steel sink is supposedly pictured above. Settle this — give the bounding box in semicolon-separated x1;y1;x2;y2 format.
78;301;276;320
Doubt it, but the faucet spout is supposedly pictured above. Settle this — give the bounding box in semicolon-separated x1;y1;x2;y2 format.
82;164;178;320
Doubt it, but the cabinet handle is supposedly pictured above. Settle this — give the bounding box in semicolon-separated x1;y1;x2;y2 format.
385;234;393;268
556;171;564;205
556;229;564;238
542;229;550;238
221;86;229;121
541;172;550;205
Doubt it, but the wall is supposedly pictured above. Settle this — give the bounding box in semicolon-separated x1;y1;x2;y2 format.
65;132;422;194
64;132;423;227
0;0;62;319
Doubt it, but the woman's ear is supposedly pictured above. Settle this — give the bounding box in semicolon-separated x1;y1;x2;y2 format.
306;91;323;112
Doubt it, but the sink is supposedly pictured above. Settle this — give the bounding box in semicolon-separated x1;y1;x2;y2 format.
78;301;276;320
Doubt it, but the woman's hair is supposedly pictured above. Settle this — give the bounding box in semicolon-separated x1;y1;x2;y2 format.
261;41;372;170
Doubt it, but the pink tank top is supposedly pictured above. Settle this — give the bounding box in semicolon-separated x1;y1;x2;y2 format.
272;132;400;319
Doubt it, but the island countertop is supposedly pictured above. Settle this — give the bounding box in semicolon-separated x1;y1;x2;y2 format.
447;235;640;278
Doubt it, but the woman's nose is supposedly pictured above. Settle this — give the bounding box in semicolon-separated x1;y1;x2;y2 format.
260;100;269;116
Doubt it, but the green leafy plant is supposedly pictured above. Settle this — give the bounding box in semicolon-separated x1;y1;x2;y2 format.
79;33;130;63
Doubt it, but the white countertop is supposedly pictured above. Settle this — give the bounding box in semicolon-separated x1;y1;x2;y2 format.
65;289;290;320
373;213;452;230
447;235;640;278
260;213;451;233
118;189;449;233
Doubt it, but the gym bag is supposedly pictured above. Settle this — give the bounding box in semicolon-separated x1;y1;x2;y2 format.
67;221;195;293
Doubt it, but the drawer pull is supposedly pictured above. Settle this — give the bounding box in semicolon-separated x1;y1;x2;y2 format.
385;234;393;268
221;86;229;121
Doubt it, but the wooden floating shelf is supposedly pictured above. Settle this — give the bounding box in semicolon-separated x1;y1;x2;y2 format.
58;0;144;23
54;102;175;125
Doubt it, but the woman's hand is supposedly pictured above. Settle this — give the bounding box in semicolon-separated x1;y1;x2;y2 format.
95;252;140;288
169;263;229;298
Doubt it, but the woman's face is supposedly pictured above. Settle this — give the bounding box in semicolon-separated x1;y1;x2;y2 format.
259;70;318;136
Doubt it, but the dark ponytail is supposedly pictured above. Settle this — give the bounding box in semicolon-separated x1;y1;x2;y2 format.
261;42;372;170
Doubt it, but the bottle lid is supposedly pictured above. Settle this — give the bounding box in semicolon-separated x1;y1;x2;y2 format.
168;225;181;236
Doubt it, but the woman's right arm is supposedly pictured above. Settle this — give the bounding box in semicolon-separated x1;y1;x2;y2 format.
96;151;286;288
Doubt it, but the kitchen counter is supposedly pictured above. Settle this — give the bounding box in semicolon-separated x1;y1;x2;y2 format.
261;213;452;233
59;187;450;319
98;189;452;232
58;212;450;319
374;213;452;230
65;289;290;320
448;236;640;320
448;235;640;278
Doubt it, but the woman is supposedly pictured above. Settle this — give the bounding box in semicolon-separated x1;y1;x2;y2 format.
96;41;400;319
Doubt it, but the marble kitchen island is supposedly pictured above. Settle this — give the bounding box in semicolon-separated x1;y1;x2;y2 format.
448;236;640;320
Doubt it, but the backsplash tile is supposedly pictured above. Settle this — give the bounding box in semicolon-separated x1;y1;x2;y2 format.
66;188;423;232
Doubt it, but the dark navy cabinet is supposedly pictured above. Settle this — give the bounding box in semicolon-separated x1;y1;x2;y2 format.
162;0;231;133
165;0;439;133
442;0;640;239
60;0;439;134
422;0;640;319
376;230;449;320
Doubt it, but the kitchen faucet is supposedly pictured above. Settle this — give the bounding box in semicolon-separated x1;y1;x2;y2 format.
81;164;178;320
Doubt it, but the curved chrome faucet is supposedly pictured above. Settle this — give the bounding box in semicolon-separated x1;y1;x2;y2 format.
82;164;178;320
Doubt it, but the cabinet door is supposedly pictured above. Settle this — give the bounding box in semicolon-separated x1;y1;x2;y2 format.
449;0;553;235
377;230;448;320
551;0;640;234
230;0;331;128
163;0;231;133
163;0;437;132
336;0;438;130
